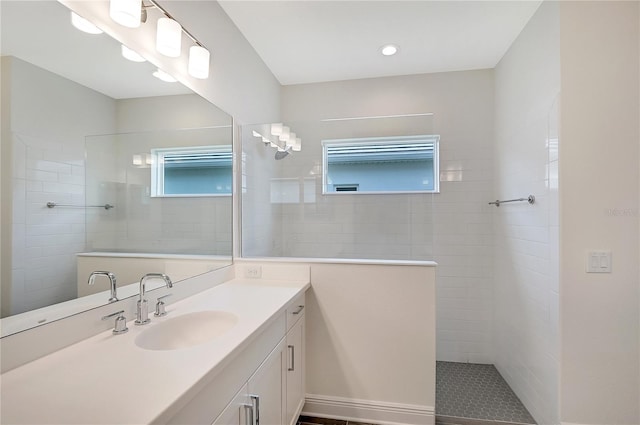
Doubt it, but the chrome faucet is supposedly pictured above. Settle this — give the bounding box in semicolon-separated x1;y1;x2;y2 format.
135;273;173;325
88;271;118;303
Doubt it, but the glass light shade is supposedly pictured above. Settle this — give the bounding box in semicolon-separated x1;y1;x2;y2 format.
153;69;177;83
121;45;146;62
71;12;103;34
188;45;210;79
110;0;142;28
292;138;302;151
132;154;142;166
270;123;283;136
279;126;290;142
157;18;182;57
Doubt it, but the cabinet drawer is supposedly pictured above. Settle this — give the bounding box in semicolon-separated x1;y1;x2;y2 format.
285;293;305;331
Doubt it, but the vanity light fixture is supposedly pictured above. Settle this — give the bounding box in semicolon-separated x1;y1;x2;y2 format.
110;0;142;28
108;0;211;79
121;44;146;62
381;44;399;56
254;125;303;155
156;17;181;57
153;68;177;83
71;12;104;34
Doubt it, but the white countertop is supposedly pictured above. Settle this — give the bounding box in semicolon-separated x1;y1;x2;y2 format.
0;277;309;424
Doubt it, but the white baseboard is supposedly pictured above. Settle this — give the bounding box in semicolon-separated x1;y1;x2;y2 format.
302;394;435;425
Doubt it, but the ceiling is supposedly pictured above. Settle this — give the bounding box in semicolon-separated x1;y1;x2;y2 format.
218;0;543;86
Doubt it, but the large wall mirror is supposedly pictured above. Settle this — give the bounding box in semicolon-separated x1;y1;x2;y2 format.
0;0;233;336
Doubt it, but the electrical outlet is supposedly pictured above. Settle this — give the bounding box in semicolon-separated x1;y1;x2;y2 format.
245;265;262;278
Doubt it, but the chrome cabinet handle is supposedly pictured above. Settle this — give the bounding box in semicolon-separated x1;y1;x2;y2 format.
288;345;295;371
250;394;260;425
242;404;253;425
291;305;304;315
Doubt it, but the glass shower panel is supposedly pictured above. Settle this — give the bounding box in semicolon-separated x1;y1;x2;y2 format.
242;114;436;260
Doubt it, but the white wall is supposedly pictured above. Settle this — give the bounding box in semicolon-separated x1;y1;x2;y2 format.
279;71;495;363
559;2;640;424
1;57;116;316
493;3;560;424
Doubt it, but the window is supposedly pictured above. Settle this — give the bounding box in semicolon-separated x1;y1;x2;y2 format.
322;135;439;194
151;145;232;197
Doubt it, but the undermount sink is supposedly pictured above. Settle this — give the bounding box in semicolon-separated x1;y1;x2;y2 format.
135;311;238;351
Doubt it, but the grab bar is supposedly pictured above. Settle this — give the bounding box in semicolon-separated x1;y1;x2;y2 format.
488;195;535;207
46;202;114;210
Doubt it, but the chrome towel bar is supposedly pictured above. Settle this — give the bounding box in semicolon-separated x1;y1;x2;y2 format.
488;195;535;207
47;202;114;210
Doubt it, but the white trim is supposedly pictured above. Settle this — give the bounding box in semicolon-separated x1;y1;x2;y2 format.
303;394;435;425
235;257;438;267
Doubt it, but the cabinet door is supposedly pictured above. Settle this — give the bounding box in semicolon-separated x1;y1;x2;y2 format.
247;340;286;425
285;314;305;425
213;385;250;425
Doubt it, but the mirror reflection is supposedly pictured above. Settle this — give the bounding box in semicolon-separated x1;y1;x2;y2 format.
0;0;233;336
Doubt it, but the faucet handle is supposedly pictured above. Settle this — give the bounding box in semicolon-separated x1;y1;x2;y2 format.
101;310;128;335
154;294;173;317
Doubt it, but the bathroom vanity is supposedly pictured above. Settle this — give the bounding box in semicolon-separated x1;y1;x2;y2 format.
0;276;309;425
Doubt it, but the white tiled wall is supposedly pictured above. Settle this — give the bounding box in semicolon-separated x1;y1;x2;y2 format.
493;3;560;424
4;57;116;315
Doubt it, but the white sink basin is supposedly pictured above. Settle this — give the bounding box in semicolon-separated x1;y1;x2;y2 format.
135;311;238;351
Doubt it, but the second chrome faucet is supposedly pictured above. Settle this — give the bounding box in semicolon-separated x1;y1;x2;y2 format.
135;273;173;325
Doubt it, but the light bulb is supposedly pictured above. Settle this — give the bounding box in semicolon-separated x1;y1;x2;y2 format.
71;12;103;34
156;18;182;57
110;0;142;28
381;44;398;56
188;45;210;79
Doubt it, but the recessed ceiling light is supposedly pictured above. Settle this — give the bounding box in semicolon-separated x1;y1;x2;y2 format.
381;44;399;56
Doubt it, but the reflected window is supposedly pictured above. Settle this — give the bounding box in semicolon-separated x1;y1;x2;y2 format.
322;135;440;194
151;145;232;197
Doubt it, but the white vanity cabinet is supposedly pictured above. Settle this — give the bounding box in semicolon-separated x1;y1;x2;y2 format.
170;291;307;425
214;338;286;425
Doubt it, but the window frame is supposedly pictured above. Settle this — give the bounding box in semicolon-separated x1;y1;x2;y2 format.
150;145;233;198
321;135;440;195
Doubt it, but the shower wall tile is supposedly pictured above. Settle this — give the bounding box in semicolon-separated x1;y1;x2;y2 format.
493;3;560;425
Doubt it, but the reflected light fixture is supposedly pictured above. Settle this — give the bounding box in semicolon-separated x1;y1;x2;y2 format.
110;0;142;28
188;45;210;79
121;44;146;62
153;68;177;83
381;44;398;56
271;123;284;136
279;126;291;142
71;12;103;34
156;17;182;57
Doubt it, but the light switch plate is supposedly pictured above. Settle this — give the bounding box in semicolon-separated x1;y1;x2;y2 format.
586;251;612;273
